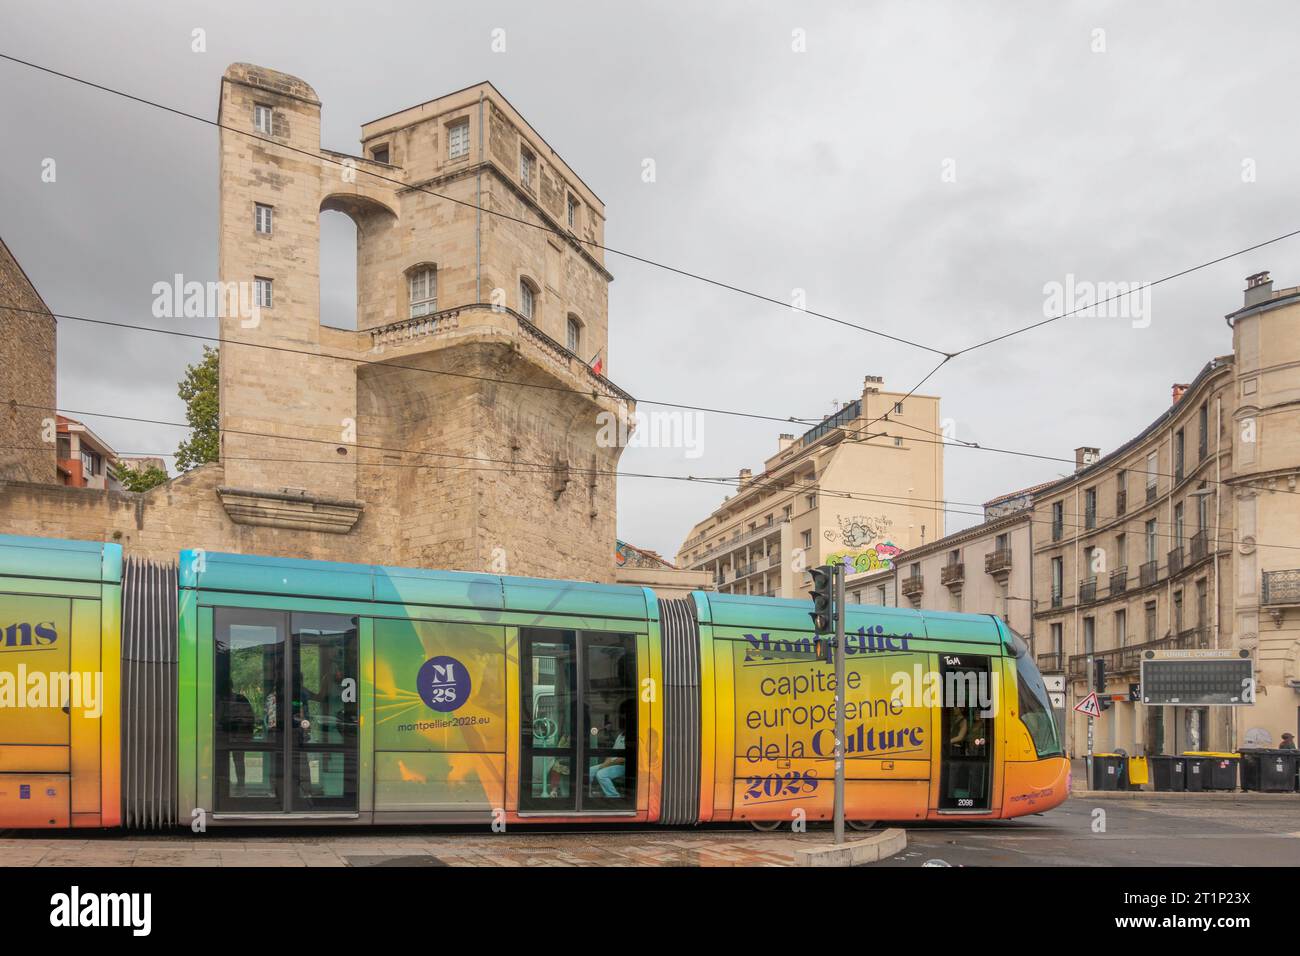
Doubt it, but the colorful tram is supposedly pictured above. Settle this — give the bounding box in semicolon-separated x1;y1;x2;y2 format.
0;534;1068;830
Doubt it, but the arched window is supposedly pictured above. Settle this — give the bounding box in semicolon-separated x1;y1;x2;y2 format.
519;278;537;322
566;314;582;353
408;266;437;318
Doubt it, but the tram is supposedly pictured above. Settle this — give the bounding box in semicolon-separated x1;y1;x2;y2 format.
0;533;1068;829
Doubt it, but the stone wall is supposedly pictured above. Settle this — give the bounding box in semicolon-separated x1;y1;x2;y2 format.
0;236;57;484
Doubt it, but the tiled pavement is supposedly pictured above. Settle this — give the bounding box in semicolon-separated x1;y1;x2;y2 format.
0;827;832;867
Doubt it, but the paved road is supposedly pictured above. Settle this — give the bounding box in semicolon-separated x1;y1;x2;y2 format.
2;795;1297;866
881;795;1300;867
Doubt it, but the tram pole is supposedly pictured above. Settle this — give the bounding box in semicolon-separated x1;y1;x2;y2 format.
833;562;846;846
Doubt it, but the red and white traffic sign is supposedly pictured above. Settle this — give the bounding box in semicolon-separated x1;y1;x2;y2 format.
1074;692;1101;718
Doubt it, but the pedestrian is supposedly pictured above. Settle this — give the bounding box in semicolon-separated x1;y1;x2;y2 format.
1280;732;1296;750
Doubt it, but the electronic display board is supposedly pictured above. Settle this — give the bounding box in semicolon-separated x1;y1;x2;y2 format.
1139;650;1253;705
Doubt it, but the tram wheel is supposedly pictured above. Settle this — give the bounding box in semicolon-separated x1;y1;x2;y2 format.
846;819;878;832
749;819;784;832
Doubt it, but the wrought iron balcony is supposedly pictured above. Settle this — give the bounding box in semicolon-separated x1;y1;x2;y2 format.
1190;529;1209;562
1036;652;1062;673
1110;566;1128;595
901;575;924;600
1067;627;1210;680
941;562;965;587
1139;559;1159;588
1167;546;1184;577
1263;569;1300;606
985;548;1012;576
1079;577;1097;603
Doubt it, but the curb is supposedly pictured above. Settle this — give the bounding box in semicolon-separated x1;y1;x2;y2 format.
792;827;907;867
1070;788;1298;801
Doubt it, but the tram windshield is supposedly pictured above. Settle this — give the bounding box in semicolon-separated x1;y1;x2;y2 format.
1009;630;1064;758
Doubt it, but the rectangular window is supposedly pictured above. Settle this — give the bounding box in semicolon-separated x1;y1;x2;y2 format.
1084;487;1097;529
1051;557;1063;605
254;203;273;235
1145;601;1157;642
1145;519;1158;562
370;145;389;164
567;194;578;228
1198;402;1209;460
253;104;273;135
894;402;903;414
520;147;535;188
519;281;535;321
1174;502;1184;547
1115;609;1127;647
1174;429;1185;481
1083;617;1095;657
254;277;273;309
1146;451;1158;488
409;268;437;318
566;315;581;353
80;449;100;477
1051;622;1063;656
448;120;470;159
801;530;812;549
877;585;887;606
1051;501;1064;541
805;493;817;510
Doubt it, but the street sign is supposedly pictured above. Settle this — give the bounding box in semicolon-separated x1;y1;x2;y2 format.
1139;649;1253;705
1074;692;1101;718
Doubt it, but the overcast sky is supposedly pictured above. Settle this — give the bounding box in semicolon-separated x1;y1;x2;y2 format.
3;0;1299;559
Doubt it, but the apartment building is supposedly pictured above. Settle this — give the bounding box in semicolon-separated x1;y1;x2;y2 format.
675;376;943;597
55;416;118;489
1033;272;1300;757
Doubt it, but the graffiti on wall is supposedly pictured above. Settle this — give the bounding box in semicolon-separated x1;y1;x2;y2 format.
825;542;902;575
825;513;893;550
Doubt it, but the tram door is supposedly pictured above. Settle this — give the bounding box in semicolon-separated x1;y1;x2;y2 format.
213;609;359;813
937;654;994;812
519;628;637;813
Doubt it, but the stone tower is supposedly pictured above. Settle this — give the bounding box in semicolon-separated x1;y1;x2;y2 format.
214;65;630;581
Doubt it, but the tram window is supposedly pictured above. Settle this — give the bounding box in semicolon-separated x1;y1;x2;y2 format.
938;658;993;811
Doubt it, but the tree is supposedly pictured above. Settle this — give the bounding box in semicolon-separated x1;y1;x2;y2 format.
112;461;169;492
175;345;219;472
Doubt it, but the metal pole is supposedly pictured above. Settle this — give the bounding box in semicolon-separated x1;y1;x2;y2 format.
833;563;846;845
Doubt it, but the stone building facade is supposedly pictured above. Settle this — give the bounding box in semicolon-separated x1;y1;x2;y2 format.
675;376;942;597
0;235;57;485
1033;272;1300;756
0;66;632;583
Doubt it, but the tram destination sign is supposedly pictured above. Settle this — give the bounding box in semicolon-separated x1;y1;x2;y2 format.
1139;649;1253;706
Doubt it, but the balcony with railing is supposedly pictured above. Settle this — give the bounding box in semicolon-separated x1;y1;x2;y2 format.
691;519;787;565
768;552;782;569
941;562;965;588
1139;559;1159;588
1146;482;1158;504
1110;566;1128;595
901;575;924;601
985;548;1012;577
1050;586;1063;609
1067;626;1211;679
1079;577;1097;604
1037;652;1063;672
1263;569;1300;606
1167;546;1184;577
1190;528;1209;562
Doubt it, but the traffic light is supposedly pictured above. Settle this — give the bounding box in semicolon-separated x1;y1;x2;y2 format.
1094;658;1107;694
809;565;833;634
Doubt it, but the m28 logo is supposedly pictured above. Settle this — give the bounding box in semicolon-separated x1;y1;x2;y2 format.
416;656;471;713
1;621;58;651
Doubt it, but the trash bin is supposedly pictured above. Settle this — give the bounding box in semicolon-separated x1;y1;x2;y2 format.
1149;755;1186;792
1092;753;1127;791
1238;749;1298;793
1182;755;1207;792
1184;751;1239;791
1126;755;1149;791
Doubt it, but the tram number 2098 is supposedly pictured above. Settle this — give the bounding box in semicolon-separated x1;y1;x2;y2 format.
743;770;819;801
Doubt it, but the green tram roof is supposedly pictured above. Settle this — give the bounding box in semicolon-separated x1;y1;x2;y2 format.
178;549;1008;650
0;533;122;585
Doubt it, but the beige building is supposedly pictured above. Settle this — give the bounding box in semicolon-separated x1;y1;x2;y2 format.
843;481;1052;634
0;66;632;583
675;376;942;597
1033;272;1300;757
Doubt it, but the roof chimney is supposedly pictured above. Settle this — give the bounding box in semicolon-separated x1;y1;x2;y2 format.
739;468;752;484
863;375;883;394
1244;271;1273;307
1171;383;1190;404
1075;446;1100;471
777;433;795;451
